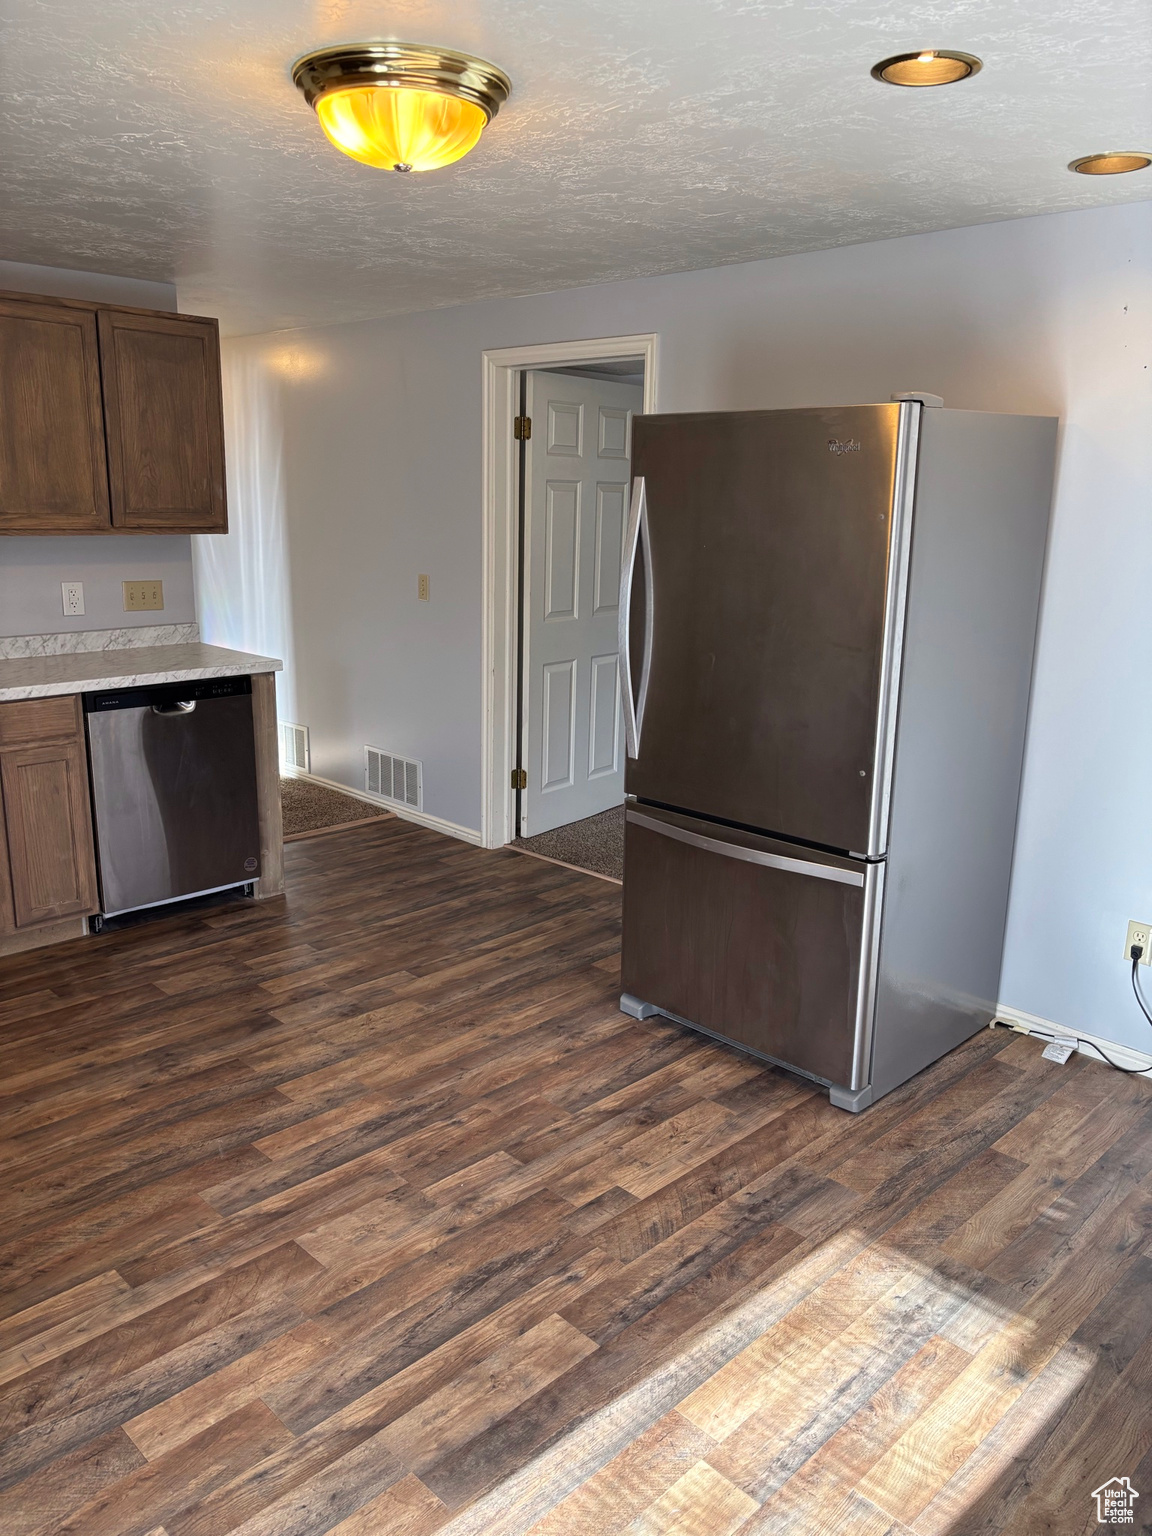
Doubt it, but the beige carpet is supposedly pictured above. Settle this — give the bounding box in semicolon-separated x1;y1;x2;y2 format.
281;777;390;838
513;805;624;881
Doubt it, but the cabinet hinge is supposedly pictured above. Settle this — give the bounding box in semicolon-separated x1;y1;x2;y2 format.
510;768;528;790
513;415;532;441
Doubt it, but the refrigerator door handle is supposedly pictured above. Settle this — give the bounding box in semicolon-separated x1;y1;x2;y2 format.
626;810;866;887
619;475;654;758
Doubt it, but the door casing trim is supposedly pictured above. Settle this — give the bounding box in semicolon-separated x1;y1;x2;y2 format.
481;334;658;849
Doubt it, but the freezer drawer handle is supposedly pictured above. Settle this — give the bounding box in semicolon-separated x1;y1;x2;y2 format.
619;475;654;758
627;810;865;887
152;701;196;716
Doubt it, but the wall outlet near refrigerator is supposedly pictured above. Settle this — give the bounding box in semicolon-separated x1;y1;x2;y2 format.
61;581;85;616
1125;920;1152;964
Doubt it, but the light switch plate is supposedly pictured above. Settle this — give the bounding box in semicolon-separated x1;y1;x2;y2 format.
61;581;85;616
123;579;164;612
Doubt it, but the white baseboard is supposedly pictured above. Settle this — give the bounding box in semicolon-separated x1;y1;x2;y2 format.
280;766;482;847
993;1003;1152;1078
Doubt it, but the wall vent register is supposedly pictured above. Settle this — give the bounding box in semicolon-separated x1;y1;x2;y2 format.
279;721;310;772
366;746;422;809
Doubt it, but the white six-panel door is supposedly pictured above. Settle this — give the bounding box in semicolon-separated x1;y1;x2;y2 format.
523;371;643;835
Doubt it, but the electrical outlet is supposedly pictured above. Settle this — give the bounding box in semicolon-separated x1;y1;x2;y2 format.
61;581;84;616
417;574;430;601
123;580;164;612
1125;920;1152;965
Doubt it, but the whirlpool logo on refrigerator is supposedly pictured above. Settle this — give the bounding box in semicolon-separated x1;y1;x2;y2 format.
828;438;862;454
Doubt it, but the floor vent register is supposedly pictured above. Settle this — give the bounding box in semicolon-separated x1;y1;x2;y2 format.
366;746;422;810
279;721;310;772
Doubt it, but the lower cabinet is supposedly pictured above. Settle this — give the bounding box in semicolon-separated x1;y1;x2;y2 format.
0;696;99;937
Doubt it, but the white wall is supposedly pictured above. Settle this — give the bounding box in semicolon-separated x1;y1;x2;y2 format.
194;350;297;717
0;261;198;638
206;201;1152;1053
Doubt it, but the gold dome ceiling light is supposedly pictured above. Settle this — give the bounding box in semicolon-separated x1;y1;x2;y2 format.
871;50;982;86
1069;152;1151;175
292;42;511;173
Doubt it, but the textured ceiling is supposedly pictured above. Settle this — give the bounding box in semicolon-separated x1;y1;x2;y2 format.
3;0;1150;335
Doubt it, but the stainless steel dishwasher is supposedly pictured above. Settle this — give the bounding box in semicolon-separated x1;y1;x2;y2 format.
84;676;261;918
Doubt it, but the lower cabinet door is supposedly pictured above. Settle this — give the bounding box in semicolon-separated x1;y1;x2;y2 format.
620;804;879;1088
0;739;99;927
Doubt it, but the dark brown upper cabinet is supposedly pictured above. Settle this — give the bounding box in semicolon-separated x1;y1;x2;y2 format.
0;297;111;533
99;310;227;532
0;291;227;536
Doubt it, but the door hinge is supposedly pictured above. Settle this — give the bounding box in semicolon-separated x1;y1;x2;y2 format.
510;767;527;790
513;415;532;441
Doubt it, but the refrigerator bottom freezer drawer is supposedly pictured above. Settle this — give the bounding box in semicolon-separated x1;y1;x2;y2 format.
620;806;881;1090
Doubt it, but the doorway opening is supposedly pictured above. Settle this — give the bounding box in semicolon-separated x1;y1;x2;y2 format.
512;360;644;878
480;335;658;861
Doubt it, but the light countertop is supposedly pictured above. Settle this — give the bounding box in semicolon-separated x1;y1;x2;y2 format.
0;643;283;702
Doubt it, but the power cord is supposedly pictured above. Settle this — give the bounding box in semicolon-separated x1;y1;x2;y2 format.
1089;943;1152;1076
1000;951;1152;1078
1131;944;1152;1029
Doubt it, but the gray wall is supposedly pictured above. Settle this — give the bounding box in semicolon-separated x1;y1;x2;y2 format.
202;200;1152;1054
0;259;176;312
0;536;196;638
0;260;197;638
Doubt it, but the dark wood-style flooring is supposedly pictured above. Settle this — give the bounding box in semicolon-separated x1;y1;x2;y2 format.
1;818;1150;1536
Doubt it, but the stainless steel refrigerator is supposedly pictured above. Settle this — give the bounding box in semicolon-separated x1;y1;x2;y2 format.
617;398;1057;1111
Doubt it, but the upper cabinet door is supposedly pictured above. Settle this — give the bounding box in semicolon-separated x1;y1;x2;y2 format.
99;310;228;533
0;299;111;532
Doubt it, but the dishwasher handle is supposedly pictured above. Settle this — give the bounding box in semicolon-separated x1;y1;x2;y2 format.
152;701;196;716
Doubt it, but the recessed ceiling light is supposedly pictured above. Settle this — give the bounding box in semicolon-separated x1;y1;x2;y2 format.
871;50;982;87
1069;152;1151;175
292;42;510;173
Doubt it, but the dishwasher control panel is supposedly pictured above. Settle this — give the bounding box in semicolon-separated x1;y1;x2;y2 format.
84;674;253;714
